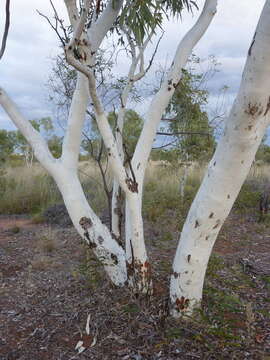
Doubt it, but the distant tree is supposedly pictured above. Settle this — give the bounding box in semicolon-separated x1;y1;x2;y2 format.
0;129;16;163
14;117;62;165
157;56;216;164
256;136;270;164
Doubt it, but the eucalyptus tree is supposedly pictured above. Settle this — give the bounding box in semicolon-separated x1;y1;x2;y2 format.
3;0;269;317
1;0;216;293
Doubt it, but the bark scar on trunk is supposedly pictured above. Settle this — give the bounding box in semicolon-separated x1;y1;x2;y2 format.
245;102;263;117
212;219;221;229
263;96;270;116
125;178;138;193
248;31;256;56
79;217;93;230
175;296;190;311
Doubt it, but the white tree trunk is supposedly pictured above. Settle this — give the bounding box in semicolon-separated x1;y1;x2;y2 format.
0;0;217;295
54;168;127;286
170;0;270;317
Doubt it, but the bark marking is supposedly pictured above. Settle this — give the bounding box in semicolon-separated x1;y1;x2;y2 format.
98;236;104;244
195;220;200;228
263;96;270;116
209;212;214;219
248;31;256;56
111;253;118;265
245;102;263;117
213;219;221;229
125;178;138;193
79;217;93;230
175;296;190;311
187;254;191;263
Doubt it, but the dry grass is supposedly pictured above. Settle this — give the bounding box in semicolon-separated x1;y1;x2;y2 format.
0;164;61;214
1;160;269;217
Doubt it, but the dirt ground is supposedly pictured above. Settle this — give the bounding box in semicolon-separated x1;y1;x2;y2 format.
0;210;269;360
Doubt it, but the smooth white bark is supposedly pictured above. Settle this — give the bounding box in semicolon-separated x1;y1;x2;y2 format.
170;0;270;316
132;0;217;183
62;73;89;169
0;88;58;174
54;168;127;286
1;0;218;294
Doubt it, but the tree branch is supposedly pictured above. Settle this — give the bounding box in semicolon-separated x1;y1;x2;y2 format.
157;131;210;136
132;0;217;179
0;88;57;172
0;0;10;60
88;0;124;52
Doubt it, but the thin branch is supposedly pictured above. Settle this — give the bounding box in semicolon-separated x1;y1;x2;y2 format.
37;10;66;47
157;131;210;136
0;0;10;60
152;139;178;149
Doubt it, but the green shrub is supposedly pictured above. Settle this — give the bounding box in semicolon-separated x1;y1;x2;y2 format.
234;183;260;211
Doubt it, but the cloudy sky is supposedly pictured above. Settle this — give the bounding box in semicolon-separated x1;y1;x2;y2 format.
0;0;266;135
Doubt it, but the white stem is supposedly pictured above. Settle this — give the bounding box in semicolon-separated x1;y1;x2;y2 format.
54;167;127;286
62;73;89;169
0;88;57;174
88;0;124;52
170;0;270;317
132;0;217;180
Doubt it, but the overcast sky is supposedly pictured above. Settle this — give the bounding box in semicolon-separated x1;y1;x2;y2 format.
0;0;266;135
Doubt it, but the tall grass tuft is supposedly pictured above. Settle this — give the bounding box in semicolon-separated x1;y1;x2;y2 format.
0;165;61;214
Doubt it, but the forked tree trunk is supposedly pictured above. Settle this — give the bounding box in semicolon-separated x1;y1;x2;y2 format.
170;0;270;317
0;0;217;295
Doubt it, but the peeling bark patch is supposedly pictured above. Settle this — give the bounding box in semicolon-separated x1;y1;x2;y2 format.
111;253;118;265
98;236;104;244
175;296;190;311
213;219;221;229
187;254;191;263
88;241;97;249
79;217;93;230
195;220;200;228
263;96;270;116
245;102;263;117
209;212;214;219
125;178;138;193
